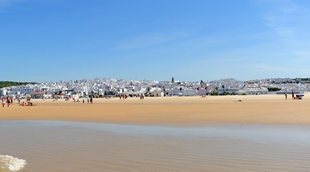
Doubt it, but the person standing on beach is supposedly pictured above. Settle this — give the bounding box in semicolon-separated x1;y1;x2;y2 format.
292;91;295;99
285;92;287;100
90;96;93;104
1;98;5;108
140;94;144;100
6;97;10;107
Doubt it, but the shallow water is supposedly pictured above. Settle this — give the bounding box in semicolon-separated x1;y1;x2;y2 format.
1;121;310;171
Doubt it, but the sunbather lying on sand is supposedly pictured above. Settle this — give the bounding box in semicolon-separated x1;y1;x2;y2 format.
19;101;34;106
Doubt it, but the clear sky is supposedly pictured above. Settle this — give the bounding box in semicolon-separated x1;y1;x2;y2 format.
1;0;310;81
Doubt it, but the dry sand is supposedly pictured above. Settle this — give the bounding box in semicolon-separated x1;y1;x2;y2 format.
1;95;310;125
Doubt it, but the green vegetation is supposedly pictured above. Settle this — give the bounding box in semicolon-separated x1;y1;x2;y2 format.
0;81;36;89
267;87;281;92
210;91;219;96
209;91;238;96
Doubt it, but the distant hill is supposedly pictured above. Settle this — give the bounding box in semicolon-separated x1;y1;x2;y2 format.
0;81;37;89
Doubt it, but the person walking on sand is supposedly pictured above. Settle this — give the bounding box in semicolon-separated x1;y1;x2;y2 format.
285;92;287;100
292;91;295;100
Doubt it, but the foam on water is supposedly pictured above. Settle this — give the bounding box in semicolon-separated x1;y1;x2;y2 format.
0;155;26;171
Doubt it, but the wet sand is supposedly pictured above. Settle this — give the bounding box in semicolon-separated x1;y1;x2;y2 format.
2;121;310;172
0;95;310;125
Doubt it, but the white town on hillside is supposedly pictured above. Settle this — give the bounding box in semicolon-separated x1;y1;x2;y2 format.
1;77;310;99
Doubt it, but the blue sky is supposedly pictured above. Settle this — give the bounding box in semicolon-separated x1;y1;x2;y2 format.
1;0;310;81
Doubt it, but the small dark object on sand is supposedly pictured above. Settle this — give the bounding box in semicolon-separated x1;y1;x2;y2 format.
238;99;242;102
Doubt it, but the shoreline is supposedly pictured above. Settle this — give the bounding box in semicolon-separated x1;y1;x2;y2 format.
1;95;310;126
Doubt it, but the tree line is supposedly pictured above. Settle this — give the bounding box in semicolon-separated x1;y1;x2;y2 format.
0;81;36;89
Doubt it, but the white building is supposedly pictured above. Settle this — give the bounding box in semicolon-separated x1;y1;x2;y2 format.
0;88;8;96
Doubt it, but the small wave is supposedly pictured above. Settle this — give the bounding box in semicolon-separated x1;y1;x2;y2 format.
0;155;26;171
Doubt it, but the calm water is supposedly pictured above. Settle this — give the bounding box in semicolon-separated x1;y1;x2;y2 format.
1;121;310;171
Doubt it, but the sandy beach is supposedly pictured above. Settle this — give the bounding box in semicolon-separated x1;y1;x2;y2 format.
2;95;310;171
1;95;310;125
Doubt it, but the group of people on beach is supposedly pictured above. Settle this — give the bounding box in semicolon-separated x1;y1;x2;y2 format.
284;91;303;100
118;94;145;100
1;96;33;107
81;96;93;104
1;97;13;107
73;97;93;104
119;94;129;99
